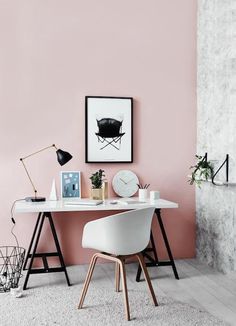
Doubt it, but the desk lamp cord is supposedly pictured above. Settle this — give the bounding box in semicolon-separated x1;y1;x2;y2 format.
10;199;25;251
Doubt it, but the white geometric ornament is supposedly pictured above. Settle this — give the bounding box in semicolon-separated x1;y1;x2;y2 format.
49;178;57;201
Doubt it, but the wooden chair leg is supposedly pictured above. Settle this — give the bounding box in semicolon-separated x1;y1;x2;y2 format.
78;253;98;309
119;258;130;321
136;253;158;306
115;262;120;292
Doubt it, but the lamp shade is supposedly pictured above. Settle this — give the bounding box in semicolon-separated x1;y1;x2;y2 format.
56;149;73;166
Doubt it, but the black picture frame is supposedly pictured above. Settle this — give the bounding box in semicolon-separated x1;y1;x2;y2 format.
85;96;133;163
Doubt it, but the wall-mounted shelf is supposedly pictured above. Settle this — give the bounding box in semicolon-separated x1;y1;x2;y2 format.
187;176;236;186
189;153;235;186
222;182;236;186
206;180;236;186
211;154;229;185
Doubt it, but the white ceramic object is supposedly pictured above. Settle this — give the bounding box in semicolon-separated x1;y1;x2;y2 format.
150;191;160;201
49;179;57;201
10;286;22;298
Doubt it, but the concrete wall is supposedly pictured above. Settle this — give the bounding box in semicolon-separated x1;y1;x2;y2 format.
197;0;236;272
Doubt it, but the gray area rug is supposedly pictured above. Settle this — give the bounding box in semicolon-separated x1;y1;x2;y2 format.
0;283;227;326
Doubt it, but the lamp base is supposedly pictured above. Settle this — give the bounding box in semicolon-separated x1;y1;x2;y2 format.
25;196;46;202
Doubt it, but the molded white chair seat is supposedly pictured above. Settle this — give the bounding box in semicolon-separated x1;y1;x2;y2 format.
78;207;158;321
82;207;154;255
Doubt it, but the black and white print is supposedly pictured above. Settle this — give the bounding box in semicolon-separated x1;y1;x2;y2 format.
85;96;133;163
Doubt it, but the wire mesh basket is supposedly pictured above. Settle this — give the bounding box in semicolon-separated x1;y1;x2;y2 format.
0;246;25;292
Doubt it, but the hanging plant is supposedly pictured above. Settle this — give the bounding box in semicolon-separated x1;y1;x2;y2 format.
189;155;214;187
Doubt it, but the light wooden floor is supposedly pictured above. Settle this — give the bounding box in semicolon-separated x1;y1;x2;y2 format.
32;259;236;325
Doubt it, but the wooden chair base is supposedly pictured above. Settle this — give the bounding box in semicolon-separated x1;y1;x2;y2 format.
78;252;158;321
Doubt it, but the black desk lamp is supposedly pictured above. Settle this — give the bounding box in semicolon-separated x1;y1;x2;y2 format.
20;144;73;202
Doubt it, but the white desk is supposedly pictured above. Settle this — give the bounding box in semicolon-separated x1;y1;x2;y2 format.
15;197;179;289
15;198;178;213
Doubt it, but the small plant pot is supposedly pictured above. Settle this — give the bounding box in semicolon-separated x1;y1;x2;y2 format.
90;188;103;200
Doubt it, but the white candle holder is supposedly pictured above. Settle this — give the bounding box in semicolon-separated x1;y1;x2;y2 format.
150;191;160;201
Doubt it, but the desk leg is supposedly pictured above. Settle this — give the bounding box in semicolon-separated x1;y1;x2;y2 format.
23;212;42;270
23;212;71;290
150;231;159;263
47;212;70;286
136;208;179;282
156;209;179;280
23;213;45;290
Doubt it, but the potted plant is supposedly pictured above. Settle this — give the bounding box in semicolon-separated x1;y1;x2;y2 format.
189;155;213;187
90;169;105;200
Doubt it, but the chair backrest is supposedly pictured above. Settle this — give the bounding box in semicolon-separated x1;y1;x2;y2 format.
96;118;123;137
82;207;155;255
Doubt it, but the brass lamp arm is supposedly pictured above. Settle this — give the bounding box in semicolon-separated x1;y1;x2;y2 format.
20;159;38;196
20;144;58;198
20;144;57;160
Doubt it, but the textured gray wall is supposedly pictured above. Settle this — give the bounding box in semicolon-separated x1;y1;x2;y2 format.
197;0;236;272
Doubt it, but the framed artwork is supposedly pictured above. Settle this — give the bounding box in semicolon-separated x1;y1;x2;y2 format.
60;171;81;199
85;96;133;163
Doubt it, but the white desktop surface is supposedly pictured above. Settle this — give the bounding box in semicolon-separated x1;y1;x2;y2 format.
14;197;178;214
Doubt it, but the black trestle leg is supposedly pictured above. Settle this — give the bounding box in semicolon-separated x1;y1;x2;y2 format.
23;212;71;290
23;213;45;290
23;212;42;270
136;209;179;282
47;212;71;286
136;264;142;282
156;209;179;280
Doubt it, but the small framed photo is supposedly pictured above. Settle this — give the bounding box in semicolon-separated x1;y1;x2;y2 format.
60;171;81;199
85;96;133;163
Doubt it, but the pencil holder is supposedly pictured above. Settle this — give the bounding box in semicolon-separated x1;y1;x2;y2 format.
139;189;148;201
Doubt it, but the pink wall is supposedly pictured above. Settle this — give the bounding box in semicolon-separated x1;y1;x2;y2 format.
0;0;196;265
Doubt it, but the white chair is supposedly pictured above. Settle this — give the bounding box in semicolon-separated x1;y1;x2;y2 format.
78;207;158;321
